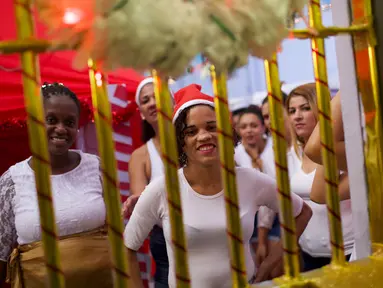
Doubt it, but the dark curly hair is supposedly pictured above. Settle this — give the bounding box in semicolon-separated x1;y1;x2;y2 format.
174;104;239;167
41;82;81;114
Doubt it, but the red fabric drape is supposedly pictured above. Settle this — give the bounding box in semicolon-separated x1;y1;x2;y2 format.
0;1;144;174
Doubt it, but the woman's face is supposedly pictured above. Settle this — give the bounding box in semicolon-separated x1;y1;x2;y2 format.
261;102;270;131
182;105;219;167
44;95;79;156
238;113;265;146
288;95;317;143
138;83;157;125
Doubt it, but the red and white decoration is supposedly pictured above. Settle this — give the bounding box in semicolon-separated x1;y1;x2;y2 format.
77;84;152;287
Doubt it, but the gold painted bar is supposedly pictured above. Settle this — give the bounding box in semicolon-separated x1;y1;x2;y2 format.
309;0;345;265
88;59;130;287
14;0;65;287
152;72;191;287
264;55;300;278
210;67;248;287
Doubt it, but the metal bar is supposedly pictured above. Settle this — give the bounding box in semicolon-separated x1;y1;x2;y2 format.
152;72;191;287
264;55;300;279
350;0;383;247
88;59;130;287
309;0;345;266
210;67;248;287
14;0;65;287
291;23;370;39
332;0;371;260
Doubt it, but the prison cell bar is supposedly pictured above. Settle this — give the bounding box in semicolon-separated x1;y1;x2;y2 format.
152;72;191;287
210;67;248;287
264;55;300;279
13;1;66;287
88;59;130;287
309;0;345;266
351;0;383;248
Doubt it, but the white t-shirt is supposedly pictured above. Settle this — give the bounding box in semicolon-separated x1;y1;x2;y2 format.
235;138;302;229
124;167;304;288
291;168;354;257
234;138;301;179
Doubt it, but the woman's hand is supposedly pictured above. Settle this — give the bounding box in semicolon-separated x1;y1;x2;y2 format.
255;243;268;268
122;194;140;218
244;144;263;171
255;241;284;282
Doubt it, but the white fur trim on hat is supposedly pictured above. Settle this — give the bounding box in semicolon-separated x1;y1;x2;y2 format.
135;77;154;106
172;99;215;123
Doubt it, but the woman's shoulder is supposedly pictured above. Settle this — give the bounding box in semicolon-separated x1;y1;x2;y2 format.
130;144;149;162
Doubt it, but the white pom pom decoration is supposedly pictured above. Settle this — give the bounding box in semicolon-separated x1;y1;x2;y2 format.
34;0;309;75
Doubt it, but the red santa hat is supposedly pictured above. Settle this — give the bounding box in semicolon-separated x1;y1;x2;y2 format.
172;84;215;123
135;77;175;107
135;77;154;107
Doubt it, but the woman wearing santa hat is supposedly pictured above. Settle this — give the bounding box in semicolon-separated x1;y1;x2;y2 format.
123;77;169;287
124;84;312;287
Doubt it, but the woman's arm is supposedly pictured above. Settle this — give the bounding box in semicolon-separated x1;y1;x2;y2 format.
310;166;350;204
254;172;312;282
127;248;144;288
255;202;312;282
122;148;149;217
0;171;18;286
124;178;163;281
128;147;149;196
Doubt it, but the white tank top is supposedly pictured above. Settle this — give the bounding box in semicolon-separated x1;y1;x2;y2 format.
290;167;354;257
147;139;164;182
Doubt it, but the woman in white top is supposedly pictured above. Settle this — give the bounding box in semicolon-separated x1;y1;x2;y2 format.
253;96;302;268
123;77;169;287
124;84;312;287
0;83;111;287
286;83;353;271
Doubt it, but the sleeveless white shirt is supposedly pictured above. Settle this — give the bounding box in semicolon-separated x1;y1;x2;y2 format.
147;139;164;181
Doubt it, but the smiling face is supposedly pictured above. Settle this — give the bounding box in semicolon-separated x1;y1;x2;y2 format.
238;112;265;146
287;95;317;143
44;95;79;156
181;105;219;167
138;83;157;126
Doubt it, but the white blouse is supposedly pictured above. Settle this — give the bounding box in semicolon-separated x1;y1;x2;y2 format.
0;150;106;261
124;167;304;288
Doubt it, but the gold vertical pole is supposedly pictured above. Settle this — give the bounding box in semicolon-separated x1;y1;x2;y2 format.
14;1;65;287
152;71;191;287
264;55;300;278
350;0;383;247
309;0;345;265
88;59;130;287
210;67;248;287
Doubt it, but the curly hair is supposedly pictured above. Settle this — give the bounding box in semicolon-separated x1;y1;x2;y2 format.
41;82;81;114
174;104;239;167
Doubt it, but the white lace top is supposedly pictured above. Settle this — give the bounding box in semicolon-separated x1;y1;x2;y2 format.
0;150;106;261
